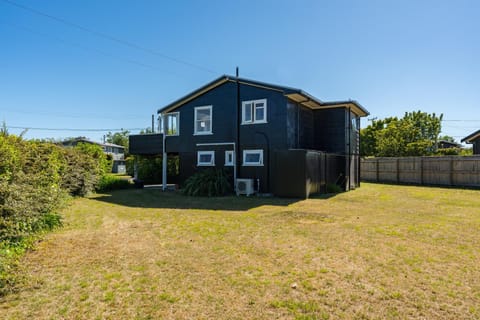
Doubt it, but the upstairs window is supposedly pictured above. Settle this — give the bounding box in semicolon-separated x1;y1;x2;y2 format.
160;112;180;136
194;106;212;135
242;149;263;166
351;116;359;132
242;99;267;124
197;151;215;166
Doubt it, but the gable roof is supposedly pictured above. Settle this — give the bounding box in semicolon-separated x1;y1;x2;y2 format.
437;140;462;148
461;129;480;143
61;138;124;149
158;75;369;117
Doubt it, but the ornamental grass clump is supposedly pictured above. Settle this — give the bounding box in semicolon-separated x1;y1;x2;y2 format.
182;168;231;197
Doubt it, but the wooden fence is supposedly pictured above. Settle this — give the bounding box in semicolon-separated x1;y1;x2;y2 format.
361;156;480;187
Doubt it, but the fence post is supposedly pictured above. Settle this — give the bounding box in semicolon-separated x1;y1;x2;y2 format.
376;158;380;182
396;158;400;183
450;157;454;186
420;157;424;185
324;153;327;192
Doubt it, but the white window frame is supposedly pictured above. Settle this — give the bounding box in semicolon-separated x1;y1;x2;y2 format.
161;112;180;136
242;99;267;125
194;105;213;135
225;150;234;166
242;149;264;166
197;151;215;166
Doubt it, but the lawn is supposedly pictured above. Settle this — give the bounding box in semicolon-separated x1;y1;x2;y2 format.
0;183;479;319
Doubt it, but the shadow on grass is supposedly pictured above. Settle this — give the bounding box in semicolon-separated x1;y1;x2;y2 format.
91;188;335;211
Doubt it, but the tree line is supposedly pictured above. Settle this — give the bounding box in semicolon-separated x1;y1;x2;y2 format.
360;111;471;157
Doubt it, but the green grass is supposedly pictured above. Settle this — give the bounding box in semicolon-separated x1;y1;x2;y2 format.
1;183;479;319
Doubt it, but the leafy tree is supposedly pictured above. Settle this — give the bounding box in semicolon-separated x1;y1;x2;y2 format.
361;111;443;157
105;130;129;154
438;135;455;142
139;127;154;134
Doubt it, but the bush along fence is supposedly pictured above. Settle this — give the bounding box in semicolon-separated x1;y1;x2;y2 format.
0;133;118;294
361;156;480;188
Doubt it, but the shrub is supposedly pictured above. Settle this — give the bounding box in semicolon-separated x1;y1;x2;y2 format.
96;174;132;192
0;133;109;295
326;183;343;194
182;168;231;197
126;156;180;184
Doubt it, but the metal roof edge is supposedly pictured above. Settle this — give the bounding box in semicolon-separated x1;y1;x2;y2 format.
157;75;369;117
461;129;480;143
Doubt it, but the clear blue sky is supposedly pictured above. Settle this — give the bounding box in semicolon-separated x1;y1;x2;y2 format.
1;0;479;143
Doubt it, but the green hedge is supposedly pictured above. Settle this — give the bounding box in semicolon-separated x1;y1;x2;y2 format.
96;174;132;192
0;134;111;295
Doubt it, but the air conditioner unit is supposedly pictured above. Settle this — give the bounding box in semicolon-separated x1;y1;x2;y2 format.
236;179;255;196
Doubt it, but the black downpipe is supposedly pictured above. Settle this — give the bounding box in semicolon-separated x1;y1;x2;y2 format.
236;68;241;181
347;108;352;191
255;131;270;193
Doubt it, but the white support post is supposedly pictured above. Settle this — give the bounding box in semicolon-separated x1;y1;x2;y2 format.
162;114;167;191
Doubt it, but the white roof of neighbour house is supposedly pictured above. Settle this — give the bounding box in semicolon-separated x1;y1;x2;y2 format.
102;142;125;149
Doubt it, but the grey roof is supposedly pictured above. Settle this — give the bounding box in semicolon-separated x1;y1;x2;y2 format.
158;75;369;117
62;138;124;149
103;142;125;149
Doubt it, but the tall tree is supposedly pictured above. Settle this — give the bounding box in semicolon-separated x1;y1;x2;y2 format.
360;111;443;157
105;130;130;154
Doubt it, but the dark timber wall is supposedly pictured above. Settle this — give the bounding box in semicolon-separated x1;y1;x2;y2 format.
272;150;347;198
129;81;364;194
473;138;480;155
314;108;347;154
129;134;163;155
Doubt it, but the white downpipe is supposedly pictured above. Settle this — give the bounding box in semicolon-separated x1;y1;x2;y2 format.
162;113;167;191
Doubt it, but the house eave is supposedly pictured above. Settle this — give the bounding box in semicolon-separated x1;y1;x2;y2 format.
461;130;480;144
286;92;369;117
158;75;231;114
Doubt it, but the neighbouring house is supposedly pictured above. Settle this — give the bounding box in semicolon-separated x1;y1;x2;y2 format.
62;138;126;174
129;75;369;197
437;140;462;149
461;130;480;155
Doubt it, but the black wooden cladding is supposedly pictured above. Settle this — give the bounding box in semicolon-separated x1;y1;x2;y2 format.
128;79;363;195
272;150;347;198
473;138;480;155
129;134;163;155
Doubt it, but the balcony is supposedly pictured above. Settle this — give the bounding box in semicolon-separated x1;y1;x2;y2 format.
129;133;164;155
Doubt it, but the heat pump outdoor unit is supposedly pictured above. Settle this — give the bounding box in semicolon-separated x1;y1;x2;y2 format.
236;179;255;196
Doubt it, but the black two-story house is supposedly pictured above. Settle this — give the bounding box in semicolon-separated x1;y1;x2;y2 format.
130;75;369;197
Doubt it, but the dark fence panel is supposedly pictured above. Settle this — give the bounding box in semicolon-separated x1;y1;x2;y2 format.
272;150;348;198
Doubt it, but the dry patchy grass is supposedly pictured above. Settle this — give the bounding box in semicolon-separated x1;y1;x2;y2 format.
0;183;479;319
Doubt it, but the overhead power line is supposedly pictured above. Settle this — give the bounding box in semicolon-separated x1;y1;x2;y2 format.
442;120;480;122
1;0;217;75
7;126;146;132
2;22;181;76
2;104;152;120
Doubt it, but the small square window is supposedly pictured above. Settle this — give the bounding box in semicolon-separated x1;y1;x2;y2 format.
242;149;263;166
225;150;234;166
197;151;215;166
